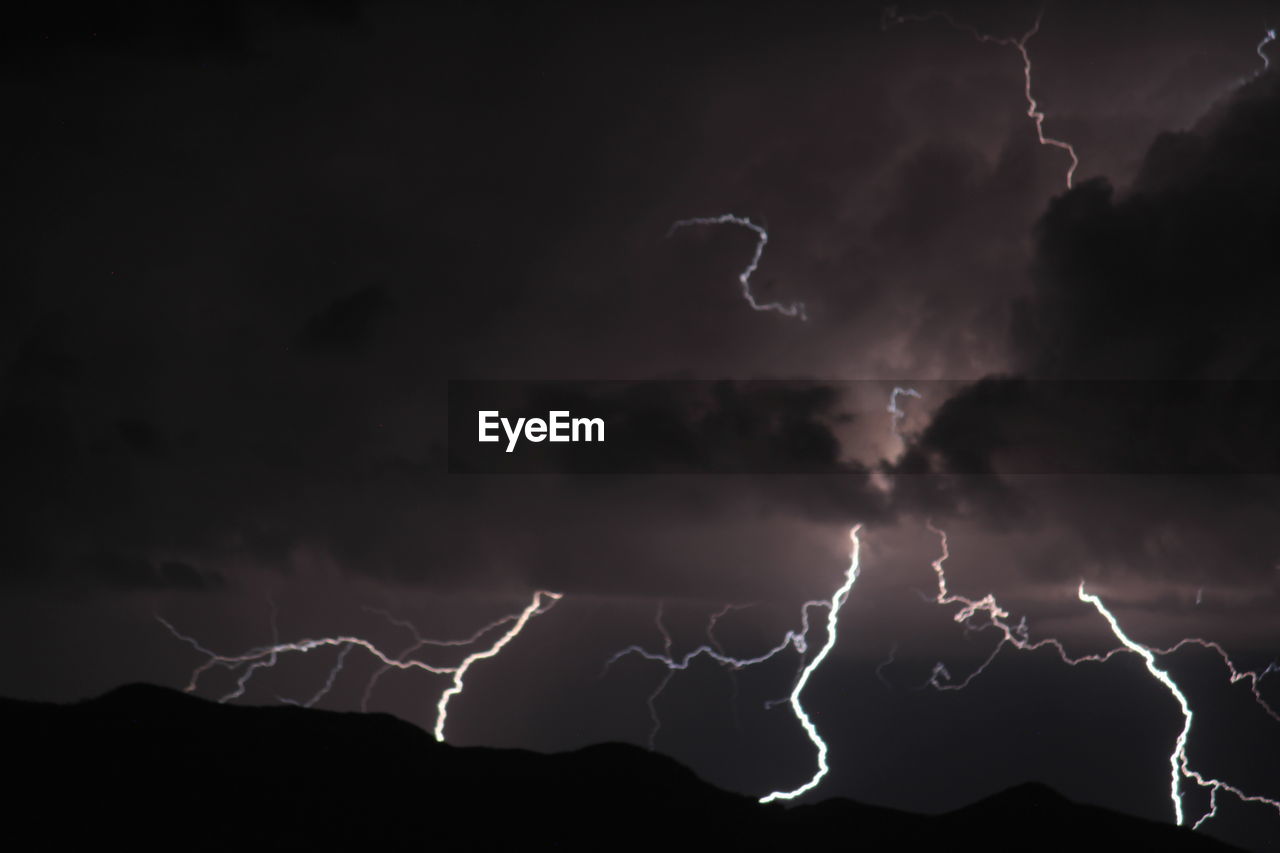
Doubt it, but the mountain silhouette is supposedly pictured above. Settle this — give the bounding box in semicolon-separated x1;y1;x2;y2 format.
4;683;1240;851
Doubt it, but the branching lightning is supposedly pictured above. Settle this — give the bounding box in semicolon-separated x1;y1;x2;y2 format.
643;602;677;749
883;5;1080;188
668;214;807;320
606;525;864;804
923;522;1128;691
924;523;1280;829
1079;583;1280;829
158;590;562;742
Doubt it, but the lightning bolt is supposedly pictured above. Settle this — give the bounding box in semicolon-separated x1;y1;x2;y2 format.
279;642;353;708
888;386;922;435
708;602;752;731
431;591;562;741
883;5;1081;189
606;525;863;803
1079;583;1280;829
923;522;1129;691
158;590;562;742
668;214;807;320
924;523;1280;829
1256;27;1276;76
643;601;677;750
356;605;537;712
759;525;863;803
875;641;899;689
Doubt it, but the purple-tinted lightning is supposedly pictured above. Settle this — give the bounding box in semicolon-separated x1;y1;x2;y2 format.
158;590;562;742
668;214;807;320
923;522;1127;690
708;602;752;731
924;523;1280;829
883;5;1080;188
643;602;677;749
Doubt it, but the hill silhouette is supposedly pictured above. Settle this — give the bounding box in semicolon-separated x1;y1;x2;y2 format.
3;683;1240;851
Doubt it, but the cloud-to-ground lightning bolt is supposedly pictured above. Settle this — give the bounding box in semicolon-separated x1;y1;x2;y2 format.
923;523;1280;829
882;5;1080;189
759;525;863;803
923;524;1280;717
431;591;562;741
356;605;534;712
158;590;562;742
1078;583;1280;829
606;525;863;803
668;214;807;320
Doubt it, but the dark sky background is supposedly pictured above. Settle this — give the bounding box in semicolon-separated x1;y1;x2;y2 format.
4;0;1280;848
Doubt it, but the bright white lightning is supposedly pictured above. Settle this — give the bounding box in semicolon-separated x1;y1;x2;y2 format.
924;523;1280;829
668;214;807;320
606;525;864;803
1078;583;1194;824
924;524;1280;724
759;524;862;803
883;5;1080;189
1079;583;1280;829
432;591;562;741
158;590;562;742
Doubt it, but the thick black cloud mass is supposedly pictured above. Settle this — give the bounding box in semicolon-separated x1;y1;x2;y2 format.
900;72;1280;587
1019;83;1280;380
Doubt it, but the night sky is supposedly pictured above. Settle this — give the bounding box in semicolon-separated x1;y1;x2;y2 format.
4;1;1280;848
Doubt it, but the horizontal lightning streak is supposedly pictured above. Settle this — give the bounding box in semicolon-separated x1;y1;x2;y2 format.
157;590;562;742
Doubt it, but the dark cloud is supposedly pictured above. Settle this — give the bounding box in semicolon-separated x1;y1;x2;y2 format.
89;552;225;591
2;0;1277;601
896;74;1280;585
